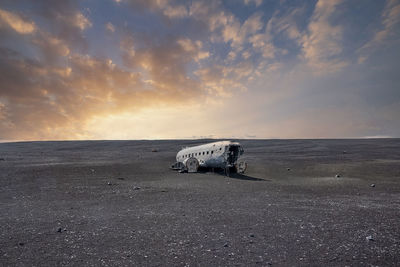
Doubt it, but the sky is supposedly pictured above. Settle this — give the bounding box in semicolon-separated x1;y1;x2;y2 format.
0;0;399;141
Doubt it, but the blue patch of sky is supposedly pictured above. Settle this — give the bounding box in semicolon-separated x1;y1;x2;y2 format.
358;46;400;107
221;0;277;24
83;1;172;66
333;0;385;58
0;1;42;61
82;1;122;62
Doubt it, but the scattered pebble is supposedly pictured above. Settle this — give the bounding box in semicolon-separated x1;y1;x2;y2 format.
366;235;374;241
223;243;229;247
18;242;24;246
117;177;125;180
90;169;95;173
133;186;141;190
57;227;62;233
343;151;347;154
287;168;291;171
0;158;5;161
107;182;112;186
249;233;255;238
370;184;375;187
161;189;167;192
151;148;158;152
335;174;341;178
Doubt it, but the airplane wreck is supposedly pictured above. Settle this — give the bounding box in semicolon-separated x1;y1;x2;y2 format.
171;141;247;174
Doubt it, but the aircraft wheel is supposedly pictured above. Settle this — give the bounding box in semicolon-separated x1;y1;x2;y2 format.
185;157;199;173
236;161;247;174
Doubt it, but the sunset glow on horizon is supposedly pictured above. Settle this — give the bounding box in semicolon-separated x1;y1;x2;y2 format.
0;0;399;141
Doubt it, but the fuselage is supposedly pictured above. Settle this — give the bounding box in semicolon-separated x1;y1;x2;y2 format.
176;141;243;168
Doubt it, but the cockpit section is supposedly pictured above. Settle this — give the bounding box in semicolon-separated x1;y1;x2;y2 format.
225;144;244;166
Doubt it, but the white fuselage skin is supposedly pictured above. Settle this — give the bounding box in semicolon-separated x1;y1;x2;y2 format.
176;141;243;168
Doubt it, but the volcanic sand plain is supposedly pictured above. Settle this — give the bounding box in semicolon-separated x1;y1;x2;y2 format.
0;139;399;266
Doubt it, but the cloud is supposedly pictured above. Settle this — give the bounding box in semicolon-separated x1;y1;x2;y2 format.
0;28;213;140
267;6;304;41
190;2;263;49
358;0;400;63
244;0;263;7
195;62;254;97
117;0;189;20
0;8;36;34
117;0;169;10
249;31;276;59
163;5;188;19
1;0;399;140
300;0;348;73
33;31;71;63
105;22;115;33
0;0;268;140
177;38;209;61
231;12;264;48
67;11;91;31
0;45;209;140
119;33;209;96
31;0;92;51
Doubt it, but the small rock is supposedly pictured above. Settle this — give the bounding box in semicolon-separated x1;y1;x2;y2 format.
133;186;141;190
0;158;5;161
117;177;125;180
90;169;95;173
107;182;112;186
287;168;291;171
151;148;158;152
161;189;167;192
342;151;347;154
370;184;375;187
366;235;374;241
223;243;229;247
249;233;255;238
18;242;24;246
57;227;62;233
335;174;341;178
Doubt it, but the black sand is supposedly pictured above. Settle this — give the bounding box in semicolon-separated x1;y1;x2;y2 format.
0;139;399;266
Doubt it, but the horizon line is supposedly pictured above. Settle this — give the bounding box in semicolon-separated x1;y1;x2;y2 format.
0;136;398;144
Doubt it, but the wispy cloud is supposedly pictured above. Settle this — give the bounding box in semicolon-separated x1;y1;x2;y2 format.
244;0;263;7
358;0;400;63
105;22;115;33
300;0;348;74
0;8;36;34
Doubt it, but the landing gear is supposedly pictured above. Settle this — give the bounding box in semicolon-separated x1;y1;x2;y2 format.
224;165;237;177
185;157;199;173
224;166;230;177
170;158;199;173
236;161;247;174
170;162;185;170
